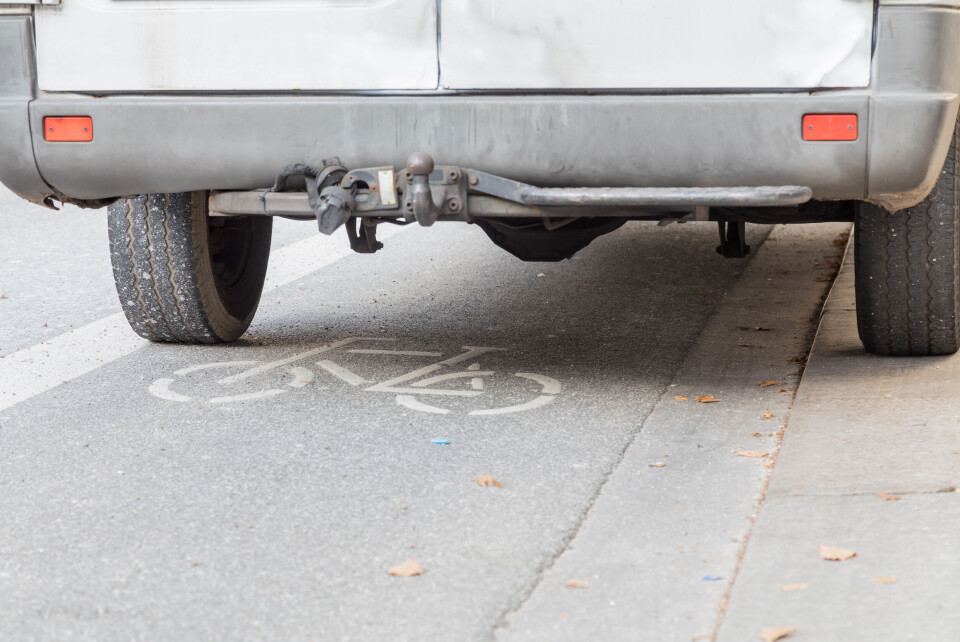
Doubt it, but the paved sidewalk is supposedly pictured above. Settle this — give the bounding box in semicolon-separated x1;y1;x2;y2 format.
718;241;960;641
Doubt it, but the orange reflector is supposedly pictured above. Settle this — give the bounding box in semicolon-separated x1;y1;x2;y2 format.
44;116;93;142
803;114;857;141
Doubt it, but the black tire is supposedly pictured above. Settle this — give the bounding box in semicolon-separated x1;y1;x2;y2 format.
854;115;960;356
107;191;272;344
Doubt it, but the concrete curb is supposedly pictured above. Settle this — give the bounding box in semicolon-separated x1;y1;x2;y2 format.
718;238;960;641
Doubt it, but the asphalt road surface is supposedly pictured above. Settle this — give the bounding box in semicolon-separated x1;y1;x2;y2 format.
0;186;851;641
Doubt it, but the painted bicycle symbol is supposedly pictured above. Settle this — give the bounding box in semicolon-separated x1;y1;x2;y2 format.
148;337;561;416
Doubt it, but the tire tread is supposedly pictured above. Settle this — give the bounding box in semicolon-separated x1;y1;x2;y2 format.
108;192;270;344
855;114;960;356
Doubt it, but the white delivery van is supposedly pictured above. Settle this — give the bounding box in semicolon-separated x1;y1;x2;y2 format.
0;0;958;355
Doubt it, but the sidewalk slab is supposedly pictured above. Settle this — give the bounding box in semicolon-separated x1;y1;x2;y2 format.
718;493;960;641
718;241;960;641
496;224;851;642
765;250;960;497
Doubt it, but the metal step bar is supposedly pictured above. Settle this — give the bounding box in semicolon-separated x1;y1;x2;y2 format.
210;184;811;217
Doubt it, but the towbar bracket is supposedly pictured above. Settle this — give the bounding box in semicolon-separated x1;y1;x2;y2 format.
403;153;468;226
716;220;750;258
346;217;383;254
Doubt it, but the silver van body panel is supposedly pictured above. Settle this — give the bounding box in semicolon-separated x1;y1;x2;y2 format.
34;0;440;91
0;17;50;205
868;7;960;208
439;0;873;90
881;0;960;6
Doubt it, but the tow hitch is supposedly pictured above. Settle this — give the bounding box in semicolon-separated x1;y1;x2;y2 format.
209;153;814;259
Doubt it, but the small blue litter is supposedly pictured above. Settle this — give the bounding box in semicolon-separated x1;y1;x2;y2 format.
430;438;451;445
702;576;723;582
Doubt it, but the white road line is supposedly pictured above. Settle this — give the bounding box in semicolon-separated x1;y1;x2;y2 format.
287;367;314;388
217;337;388;385
316;359;371;386
0;313;142;412
208;389;286;404
366;346;505;397
148;377;192;403
0;224;412;413
395;395;450;415
347;349;443;357
516;372;562;395
410;371;494;388
174;361;258;376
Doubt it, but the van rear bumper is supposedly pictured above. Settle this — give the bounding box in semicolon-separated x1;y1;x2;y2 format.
4;6;960;211
30;93;875;200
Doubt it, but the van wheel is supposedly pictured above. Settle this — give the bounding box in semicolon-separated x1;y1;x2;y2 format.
854;116;960;356
107;192;272;343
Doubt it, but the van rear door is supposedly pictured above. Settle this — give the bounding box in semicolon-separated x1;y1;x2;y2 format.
35;0;438;91
439;0;874;90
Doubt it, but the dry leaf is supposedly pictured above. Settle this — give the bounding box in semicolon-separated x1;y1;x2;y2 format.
387;559;424;577
761;412;774;420
696;395;720;403
871;576;898;584
736;450;768;458
776;387;790;393
649;462;666;468
759;626;797;642
474;475;503;488
564;579;590;589
877;492;903;502
779;583;808;592
816;275;833;282
758;380;780;387
818;545;857;562
673;395;689;401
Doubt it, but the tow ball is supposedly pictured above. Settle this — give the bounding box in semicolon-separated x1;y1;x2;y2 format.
307;153;467;234
404;152;468;227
